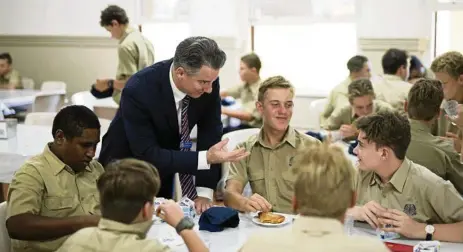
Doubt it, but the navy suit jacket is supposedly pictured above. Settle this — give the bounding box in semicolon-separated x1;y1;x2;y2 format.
98;59;223;198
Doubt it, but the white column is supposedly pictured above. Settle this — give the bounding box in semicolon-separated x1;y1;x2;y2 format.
355;0;435;74
188;0;251;90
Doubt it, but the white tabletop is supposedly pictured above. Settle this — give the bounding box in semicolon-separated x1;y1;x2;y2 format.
0;124;102;183
93;96;118;108
147;213;463;252
0;89;66;107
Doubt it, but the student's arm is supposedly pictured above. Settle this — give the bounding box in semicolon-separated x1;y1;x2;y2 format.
6;165;99;240
321;105;350;130
221;84;242;99
159;200;209;252
224;179;248;212
116;46;138;91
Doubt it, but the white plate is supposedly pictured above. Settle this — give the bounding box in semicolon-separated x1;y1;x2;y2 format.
251;212;293;227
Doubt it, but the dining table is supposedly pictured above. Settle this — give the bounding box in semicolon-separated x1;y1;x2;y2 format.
146;212;463;252
0;89;66;108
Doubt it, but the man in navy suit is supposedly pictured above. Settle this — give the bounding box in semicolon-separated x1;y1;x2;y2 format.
99;37;249;213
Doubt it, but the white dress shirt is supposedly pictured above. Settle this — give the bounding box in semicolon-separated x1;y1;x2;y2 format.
169;64;214;200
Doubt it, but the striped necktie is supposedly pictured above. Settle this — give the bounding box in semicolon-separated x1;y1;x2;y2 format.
179;96;198;200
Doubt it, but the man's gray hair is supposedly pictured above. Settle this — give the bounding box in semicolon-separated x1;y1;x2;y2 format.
173;36;227;75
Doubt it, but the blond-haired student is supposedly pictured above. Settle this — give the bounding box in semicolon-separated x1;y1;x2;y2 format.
240;143;389;252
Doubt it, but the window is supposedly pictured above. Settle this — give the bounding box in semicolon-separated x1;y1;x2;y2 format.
141;23;190;62
253;22;357;96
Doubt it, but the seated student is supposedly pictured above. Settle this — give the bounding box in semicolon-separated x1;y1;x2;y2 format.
348;111;463;243
373;48;412;113
430;51;463;147
408;55;434;84
220;53;262;134
6;105;104;252
0;52;22;89
322;78;392;140
321;55;371;123
405;79;463;194
240;142;389;252
57;158;208;252
224;76;320;214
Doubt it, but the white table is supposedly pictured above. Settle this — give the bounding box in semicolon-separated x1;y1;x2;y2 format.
0;90;66;107
93;96;118;108
0;124;102;183
146;213;463;252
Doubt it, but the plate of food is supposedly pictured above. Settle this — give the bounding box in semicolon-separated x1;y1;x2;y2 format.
251;212;292;227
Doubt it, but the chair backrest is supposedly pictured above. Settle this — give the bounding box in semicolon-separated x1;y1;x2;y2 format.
93;106;117;120
218;128;260;196
0;201;11;252
21;77;35;89
71;91;96;110
32;94;66;112
25;112;57;126
41;81;66;91
307;98;328;130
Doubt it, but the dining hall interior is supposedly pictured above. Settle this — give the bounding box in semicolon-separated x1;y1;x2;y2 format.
2;0;463;251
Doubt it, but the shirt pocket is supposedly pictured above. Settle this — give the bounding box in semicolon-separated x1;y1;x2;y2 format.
42;196;78;217
248;169;265;196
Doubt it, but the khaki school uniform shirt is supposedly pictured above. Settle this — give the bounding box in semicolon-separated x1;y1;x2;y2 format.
240;216;389;252
356;158;463;224
321;77;352;125
322;100;393;130
0;69;22;89
406;119;463;194
225;79;262;127
373;74;411;114
112;27;155;104
227;127;320;213
56;218;170;252
6;143;104;252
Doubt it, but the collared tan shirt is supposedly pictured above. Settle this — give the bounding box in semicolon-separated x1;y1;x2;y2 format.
227;127;320;213
225;79;262;127
113;27;155;104
406;119;463;194
321;77;352;124
6;143;104;252
240;216;389;252
356;158;463;224
0;69;22;89
56;218;170;252
322;100;393;130
373;74;411;114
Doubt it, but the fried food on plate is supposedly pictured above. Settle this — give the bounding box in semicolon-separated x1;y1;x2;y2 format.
257;212;285;224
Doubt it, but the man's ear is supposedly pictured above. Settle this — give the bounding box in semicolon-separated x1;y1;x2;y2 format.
458;74;463;86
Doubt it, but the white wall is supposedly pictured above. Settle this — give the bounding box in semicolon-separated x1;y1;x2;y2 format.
0;0;136;36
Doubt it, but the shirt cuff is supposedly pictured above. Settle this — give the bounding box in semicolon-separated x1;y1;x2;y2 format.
197;151;210;170
196;187;214;201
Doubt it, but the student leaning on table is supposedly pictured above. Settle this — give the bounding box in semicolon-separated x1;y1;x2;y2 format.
239;142;389;252
347;111;463;243
430;51;463;146
220;53;262;133
322;78;393;140
6;105;104;252
92;5;154;104
405;79;463;195
224;76;320;214
57;159;208;252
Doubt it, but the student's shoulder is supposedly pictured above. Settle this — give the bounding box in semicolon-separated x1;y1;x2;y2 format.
342;235;390;251
295;129;321;145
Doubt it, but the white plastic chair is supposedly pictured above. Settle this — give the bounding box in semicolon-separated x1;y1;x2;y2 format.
93;105;117;120
31;94;65;112
24;112;57;126
0;201;11;252
307;98;328;130
40;81;66;91
21;77;35;90
99;118;111;137
219;128;260;197
71;91;96;110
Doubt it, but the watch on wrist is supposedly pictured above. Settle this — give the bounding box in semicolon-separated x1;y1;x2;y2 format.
425;224;435;241
175;217;195;234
